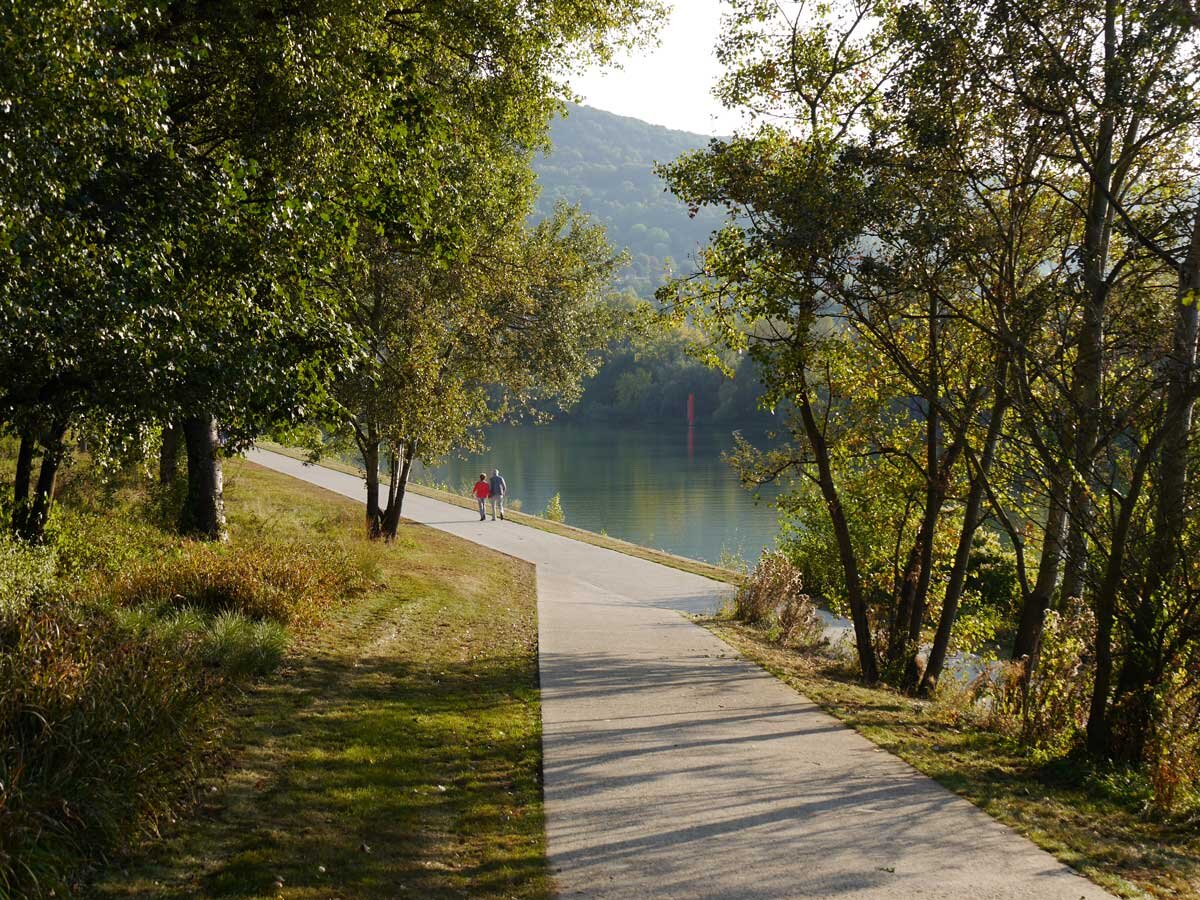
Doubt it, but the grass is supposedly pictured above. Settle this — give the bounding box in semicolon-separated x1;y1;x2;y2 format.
91;459;550;900
703;617;1200;900
255;440;742;586
0;449;369;899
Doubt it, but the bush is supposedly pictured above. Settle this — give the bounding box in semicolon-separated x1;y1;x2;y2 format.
544;493;565;523
1144;667;1200;815
734;552;823;651
0;538;58;619
778;591;825;650
111;540;365;628
983;602;1095;754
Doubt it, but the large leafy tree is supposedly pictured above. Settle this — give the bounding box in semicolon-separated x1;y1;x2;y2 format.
0;0;663;541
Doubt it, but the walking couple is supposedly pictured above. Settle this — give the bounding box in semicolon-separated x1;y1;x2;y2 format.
472;469;507;521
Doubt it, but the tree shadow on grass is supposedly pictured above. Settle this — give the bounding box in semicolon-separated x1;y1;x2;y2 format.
93;595;549;900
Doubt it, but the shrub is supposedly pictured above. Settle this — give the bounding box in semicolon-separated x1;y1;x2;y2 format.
544;493;565;523
0;538;58;620
778;591;825;650
732;552;825;650
111;540;365;628
983;602;1095;754
1144;667;1200;815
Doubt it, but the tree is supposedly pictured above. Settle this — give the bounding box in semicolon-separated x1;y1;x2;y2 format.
336;203;622;541
663;0;1200;771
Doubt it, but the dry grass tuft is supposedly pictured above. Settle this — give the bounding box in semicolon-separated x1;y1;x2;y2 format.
111;540;367;629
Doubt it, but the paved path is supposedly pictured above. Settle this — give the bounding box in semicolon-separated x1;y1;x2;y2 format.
247;449;1111;900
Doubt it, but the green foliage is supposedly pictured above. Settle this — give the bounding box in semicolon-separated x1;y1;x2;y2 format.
656;0;1200;767
568;299;772;423
544;492;566;523
0;0;665;540
0;535;57;615
333;195;624;536
985;605;1097;756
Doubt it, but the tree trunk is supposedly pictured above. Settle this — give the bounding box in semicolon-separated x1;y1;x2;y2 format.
1142;206;1200;578
921;382;1009;695
361;426;383;539
16;422;67;543
890;541;921;669
891;292;942;687
1061;4;1117;620
380;444;412;541
180;416;227;541
1086;432;1159;758
1011;484;1068;665
797;375;880;683
14;430;34;504
897;501;939;689
1138;205;1200;603
12;429;35;536
1060;504;1088;602
159;422;180;485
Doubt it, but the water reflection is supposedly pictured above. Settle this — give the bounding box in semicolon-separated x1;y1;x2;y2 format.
414;422;780;565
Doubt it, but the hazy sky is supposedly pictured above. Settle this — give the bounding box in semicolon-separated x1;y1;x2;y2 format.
569;2;740;137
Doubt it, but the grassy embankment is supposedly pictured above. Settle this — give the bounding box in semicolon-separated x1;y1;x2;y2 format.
94;460;549;899
255;440;741;585
0;449;549;899
704;618;1200;900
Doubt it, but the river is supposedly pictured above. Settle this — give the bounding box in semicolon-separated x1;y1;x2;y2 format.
413;422;782;565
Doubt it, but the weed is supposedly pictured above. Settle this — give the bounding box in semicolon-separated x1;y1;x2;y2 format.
544;493;565;523
0;597;216;898
203;612;288;678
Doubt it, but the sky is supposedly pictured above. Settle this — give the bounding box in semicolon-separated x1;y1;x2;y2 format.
569;1;740;137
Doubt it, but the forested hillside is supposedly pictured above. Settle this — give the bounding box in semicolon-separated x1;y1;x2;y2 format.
534;104;725;297
531;105;772;425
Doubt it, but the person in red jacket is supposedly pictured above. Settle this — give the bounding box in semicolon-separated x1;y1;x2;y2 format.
472;473;490;521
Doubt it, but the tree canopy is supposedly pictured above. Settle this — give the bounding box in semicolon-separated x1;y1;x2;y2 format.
0;0;664;540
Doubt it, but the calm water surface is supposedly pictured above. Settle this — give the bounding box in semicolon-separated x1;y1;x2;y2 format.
414;422;781;565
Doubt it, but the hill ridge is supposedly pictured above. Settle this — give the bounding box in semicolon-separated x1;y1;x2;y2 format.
533;103;726;298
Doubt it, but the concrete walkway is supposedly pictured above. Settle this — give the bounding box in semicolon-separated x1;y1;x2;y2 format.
247;449;1111;900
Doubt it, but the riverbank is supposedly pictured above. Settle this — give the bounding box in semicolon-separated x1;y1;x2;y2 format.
256;440;742;585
